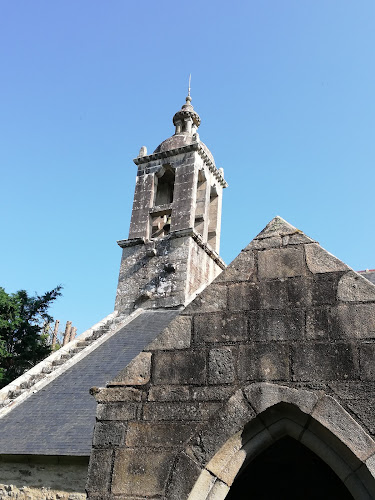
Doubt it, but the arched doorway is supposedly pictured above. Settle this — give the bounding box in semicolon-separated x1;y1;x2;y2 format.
226;436;353;499
170;385;375;500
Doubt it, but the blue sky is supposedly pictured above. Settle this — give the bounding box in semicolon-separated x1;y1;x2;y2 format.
1;1;374;335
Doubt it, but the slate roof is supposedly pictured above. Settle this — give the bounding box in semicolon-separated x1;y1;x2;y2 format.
0;310;178;456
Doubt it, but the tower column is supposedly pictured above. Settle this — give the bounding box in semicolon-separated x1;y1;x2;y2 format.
128;172;154;239
170;158;197;232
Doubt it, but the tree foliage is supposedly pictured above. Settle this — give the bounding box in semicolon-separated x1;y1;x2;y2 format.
0;286;62;388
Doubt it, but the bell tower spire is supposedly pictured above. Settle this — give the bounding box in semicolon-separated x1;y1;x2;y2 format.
115;91;227;315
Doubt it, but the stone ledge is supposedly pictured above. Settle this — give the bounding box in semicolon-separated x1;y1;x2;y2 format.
117;229;226;269
133;142;228;188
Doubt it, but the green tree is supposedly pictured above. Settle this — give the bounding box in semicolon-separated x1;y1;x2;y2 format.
0;286;62;388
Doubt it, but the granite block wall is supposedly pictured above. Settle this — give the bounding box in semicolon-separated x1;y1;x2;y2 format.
87;217;375;499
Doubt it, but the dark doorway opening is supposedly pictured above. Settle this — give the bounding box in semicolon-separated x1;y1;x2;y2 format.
225;437;353;500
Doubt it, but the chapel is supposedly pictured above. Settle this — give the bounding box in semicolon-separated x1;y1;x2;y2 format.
0;92;374;500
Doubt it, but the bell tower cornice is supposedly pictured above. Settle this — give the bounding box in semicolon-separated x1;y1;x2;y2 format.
133;142;228;189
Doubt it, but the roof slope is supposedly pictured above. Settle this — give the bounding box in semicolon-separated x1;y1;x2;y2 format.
0;310;178;456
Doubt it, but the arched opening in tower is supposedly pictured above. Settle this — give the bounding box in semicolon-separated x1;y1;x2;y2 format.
155;167;175;206
225;436;353;500
194;170;207;237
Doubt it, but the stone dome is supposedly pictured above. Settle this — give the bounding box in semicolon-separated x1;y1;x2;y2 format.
154;133;194;153
153;133;216;167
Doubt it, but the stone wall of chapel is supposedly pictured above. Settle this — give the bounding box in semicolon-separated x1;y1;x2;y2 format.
87;220;375;499
0;456;88;500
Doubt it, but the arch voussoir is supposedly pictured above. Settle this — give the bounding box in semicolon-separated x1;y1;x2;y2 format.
178;383;375;500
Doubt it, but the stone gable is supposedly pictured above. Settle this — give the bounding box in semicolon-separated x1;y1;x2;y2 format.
87;216;375;499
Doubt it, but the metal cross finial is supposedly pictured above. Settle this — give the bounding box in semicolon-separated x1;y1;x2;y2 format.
188;74;191;97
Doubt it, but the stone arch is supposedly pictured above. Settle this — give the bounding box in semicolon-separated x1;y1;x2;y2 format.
154;165;175;206
167;383;375;500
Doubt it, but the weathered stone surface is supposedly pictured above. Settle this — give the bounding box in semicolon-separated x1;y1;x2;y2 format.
360;344;375;381
346;398;375;435
334;304;375;339
256;309;305;341
244;382;320;415
249;216;301;241
0;457;88;499
153;350;206;385
109;352;151;386
259;279;287;309
306;306;331;339
312;273;342;305
282;232;316;245
92;387;143;402
292;343;359;381
143;402;220;421
237;344;290;381
329;381;375;400
247;235;282;250
203;430;244;481
215;250;256;283
96;402;140;421
207;479;230;499
228;283;260;311
93;421;126;448
86;449;112;495
287;276;313;307
126;422;196;447
184;284;227;313
305;243;349;274
366;452;375;477
187;390;255;466
148;384;190;401
0;485;86;500
147;315;192;350
111;449;174;496
194;313;247;343
338;271;375;302
185;469;216;500
191;385;234;401
258;247;307;280
208;347;235;384
167;452;203;500
311;395;375;461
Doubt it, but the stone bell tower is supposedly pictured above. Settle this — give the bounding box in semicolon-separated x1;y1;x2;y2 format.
115;91;227;314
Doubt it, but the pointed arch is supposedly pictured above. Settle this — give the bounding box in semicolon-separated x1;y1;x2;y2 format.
166;384;375;500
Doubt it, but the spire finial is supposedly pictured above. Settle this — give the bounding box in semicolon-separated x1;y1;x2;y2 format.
173;76;201;131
